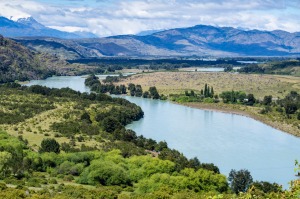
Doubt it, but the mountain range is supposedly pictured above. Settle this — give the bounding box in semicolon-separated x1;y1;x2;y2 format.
0;16;97;39
1;16;300;57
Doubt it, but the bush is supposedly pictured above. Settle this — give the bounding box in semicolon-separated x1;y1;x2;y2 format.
39;138;60;153
49;178;58;184
27;178;41;187
4;177;25;186
64;175;74;182
0;183;7;190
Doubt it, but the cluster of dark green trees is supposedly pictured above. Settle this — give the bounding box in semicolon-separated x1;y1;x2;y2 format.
277;91;300;115
200;83;215;98
128;83;161;99
238;64;265;73
259;91;300;120
238;60;300;75
85;74;163;100
69;57;241;70
219;91;256;106
85;74;127;95
184;84;215;99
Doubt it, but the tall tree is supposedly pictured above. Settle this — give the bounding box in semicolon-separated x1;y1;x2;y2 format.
204;84;208;97
207;86;210;98
228;169;253;193
246;94;256;106
149;86;160;99
135;85;143;97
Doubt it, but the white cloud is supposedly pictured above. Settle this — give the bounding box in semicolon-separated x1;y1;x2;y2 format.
0;0;299;36
48;25;90;32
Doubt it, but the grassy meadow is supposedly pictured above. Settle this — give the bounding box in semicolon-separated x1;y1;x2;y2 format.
116;71;300;99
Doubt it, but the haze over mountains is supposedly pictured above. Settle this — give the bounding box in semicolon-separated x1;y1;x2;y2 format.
1;16;300;57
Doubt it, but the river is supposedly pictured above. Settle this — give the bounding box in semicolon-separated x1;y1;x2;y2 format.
26;75;300;188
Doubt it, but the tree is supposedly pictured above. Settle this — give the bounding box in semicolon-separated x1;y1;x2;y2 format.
210;87;214;98
128;83;136;96
149;86;160;99
224;65;233;72
200;163;220;174
246;94;256;106
228;169;253;193
200;89;204;95
262;95;272;106
0;151;12;178
188;157;200;169
120;85;127;94
204;84;208;97
185;90;189;96
143;91;149;98
252;181;282;193
102;117;121;133
155;141;168;151
80;112;92;124
39;138;60;153
135;85;143;97
190;90;195;97
278;91;299;114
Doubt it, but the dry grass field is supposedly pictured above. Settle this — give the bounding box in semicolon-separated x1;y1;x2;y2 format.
117;71;300;99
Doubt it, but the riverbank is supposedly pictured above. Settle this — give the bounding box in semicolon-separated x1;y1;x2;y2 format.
180;102;300;138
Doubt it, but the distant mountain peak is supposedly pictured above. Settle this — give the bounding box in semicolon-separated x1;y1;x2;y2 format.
0;16;97;39
17;17;46;30
17;16;34;22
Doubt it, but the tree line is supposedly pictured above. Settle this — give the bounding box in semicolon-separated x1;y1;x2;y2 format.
85;74;165;100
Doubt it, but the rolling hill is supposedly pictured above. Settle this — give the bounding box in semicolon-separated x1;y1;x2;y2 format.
0;34;98;83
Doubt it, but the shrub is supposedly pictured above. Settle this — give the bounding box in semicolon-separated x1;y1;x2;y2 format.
64;175;74;182
39;138;60;153
49;178;58;184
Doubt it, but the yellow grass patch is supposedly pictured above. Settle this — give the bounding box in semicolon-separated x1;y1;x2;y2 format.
117;72;300;98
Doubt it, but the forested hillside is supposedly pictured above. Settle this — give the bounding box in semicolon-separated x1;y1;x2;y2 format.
0;35;66;83
0;35;106;83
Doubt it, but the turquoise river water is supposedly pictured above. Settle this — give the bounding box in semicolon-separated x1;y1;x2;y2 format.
27;75;300;188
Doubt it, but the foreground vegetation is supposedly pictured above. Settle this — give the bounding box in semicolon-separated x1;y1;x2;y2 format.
0;84;224;198
1;84;299;198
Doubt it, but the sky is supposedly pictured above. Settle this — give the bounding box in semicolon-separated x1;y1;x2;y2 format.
0;0;300;37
